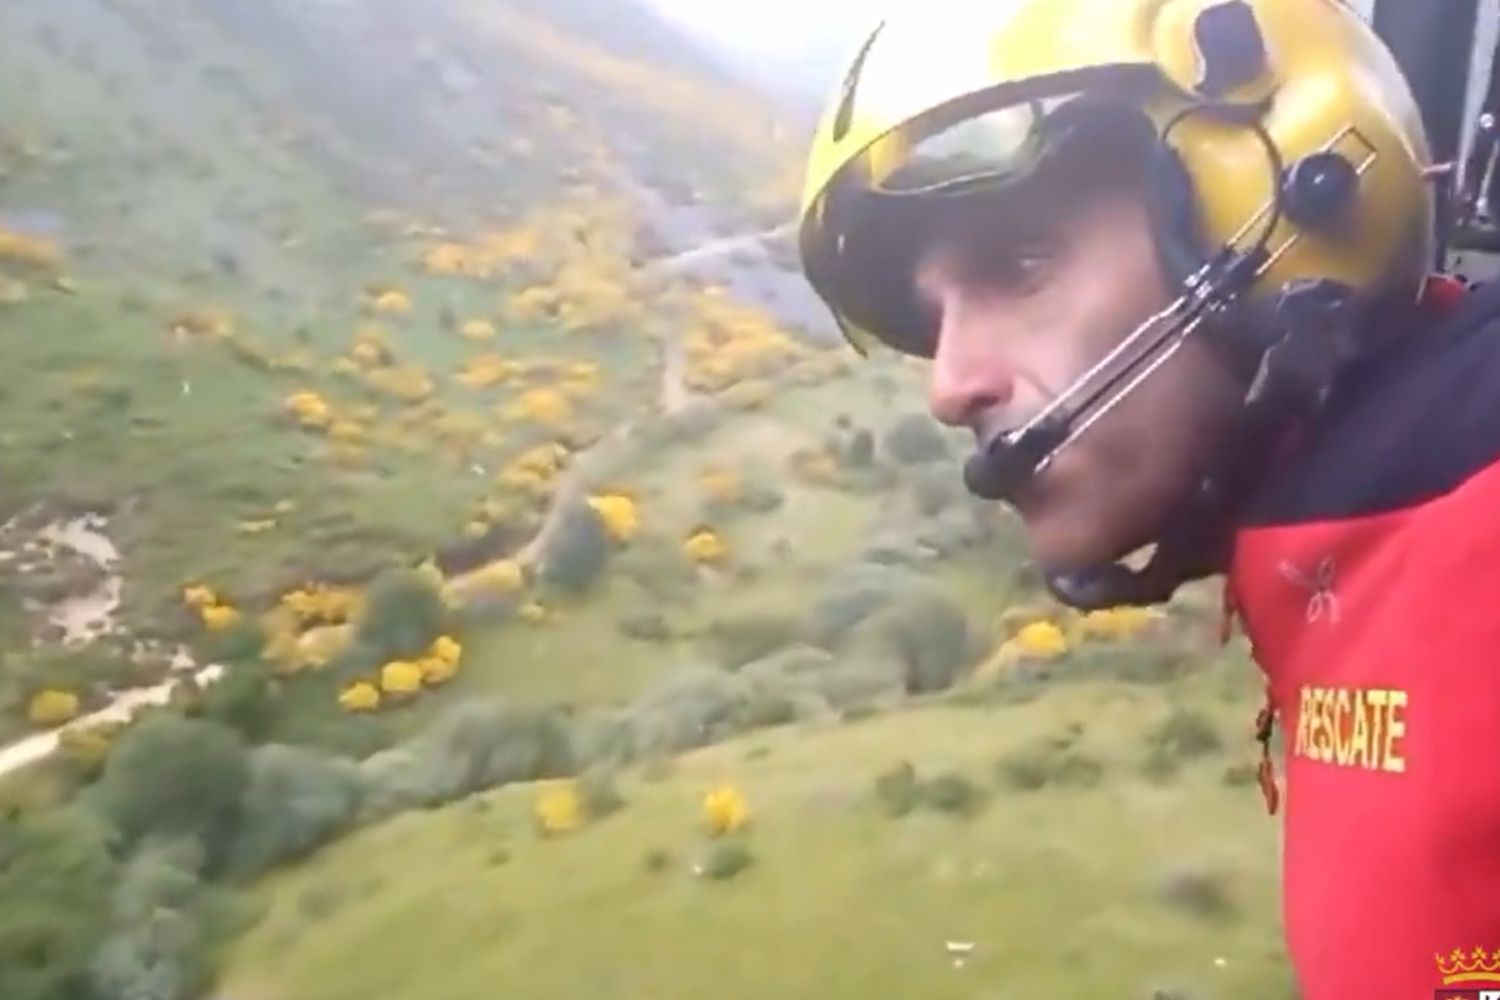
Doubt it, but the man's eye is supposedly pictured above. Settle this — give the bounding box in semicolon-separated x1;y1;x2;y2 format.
973;240;1057;290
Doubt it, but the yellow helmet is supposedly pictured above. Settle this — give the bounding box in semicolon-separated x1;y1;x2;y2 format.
797;0;1436;357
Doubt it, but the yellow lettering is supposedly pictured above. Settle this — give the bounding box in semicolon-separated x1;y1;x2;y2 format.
1365;689;1387;768
1322;687;1339;763
1384;690;1407;773
1309;687;1327;762
1350;690;1370;769
1334;688;1353;766
1290;689;1314;758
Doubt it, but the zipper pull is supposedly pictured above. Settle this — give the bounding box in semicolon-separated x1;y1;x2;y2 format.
1220;581;1239;646
1254;693;1279;816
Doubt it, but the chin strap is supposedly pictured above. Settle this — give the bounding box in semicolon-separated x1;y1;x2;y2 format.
1045;278;1360;611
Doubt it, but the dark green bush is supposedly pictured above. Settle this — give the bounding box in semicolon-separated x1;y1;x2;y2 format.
538;499;612;594
642;848;672;874
921;772;988;818
709;613;799;670
1156;865;1238;921
882;414;950;465
227;744;364;878
997;740;1106;791
0;808;116;1000
1147;709;1224;762
873;761;920;816
355;567;447;660
911;469;957;517
697;841;754;881
94;716;249;868
577;764;625;820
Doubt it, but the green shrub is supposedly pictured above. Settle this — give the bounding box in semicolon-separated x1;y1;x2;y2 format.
538;498;612;594
94;716;249;868
997;740;1106;791
921;772;988;818
577;763;625;820
1156;865;1238;921
1222;762;1259;787
865;591;975;695
911;469;957;517
873;761;920;816
1147;709;1224;762
0;807;116;1000
844;428;875;468
88;837;232;1000
295;881;347;923
227;744;364;877
358;700;577;819
487;847;511;867
708;613;798;670
642;848;673;874
697;841;754;881
355;567;447;660
200;663;278;743
883;414;950;465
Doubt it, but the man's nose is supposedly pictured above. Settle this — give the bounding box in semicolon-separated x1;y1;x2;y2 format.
927;312;1018;428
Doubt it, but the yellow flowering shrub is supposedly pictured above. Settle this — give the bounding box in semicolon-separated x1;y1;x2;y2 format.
379;660;424;697
280;584;362;627
1077;606;1160;642
518;599;551;625
292;624;355;671
703;785;750;836
369;289;412;315
59;724;114;775
167;307;234;340
421;242;471;276
506;388;574;427
698;468;743;506
329;420;367;445
587;494;640;544
535;780;582;835
722;379;775;411
460;318;497;342
0;226;64;272
454;353;524;390
418;654;459;686
201;603;242;631
429;635;462;666
1014;621;1069;658
237;518;278;535
285;390;332;430
788;447;842;487
497;443;568;492
364;366;434;403
444;558;527;606
338;682;381;713
28;689;80;728
182;583;218;611
350;340;386;368
683;528;729;566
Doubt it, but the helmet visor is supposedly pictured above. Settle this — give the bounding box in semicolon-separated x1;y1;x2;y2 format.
803;83;1159;357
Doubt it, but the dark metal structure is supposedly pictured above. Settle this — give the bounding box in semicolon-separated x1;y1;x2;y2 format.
1370;0;1493;258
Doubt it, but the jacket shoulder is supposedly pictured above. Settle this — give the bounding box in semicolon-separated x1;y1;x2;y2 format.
1242;281;1500;527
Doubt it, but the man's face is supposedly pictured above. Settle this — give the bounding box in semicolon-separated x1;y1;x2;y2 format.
912;181;1244;572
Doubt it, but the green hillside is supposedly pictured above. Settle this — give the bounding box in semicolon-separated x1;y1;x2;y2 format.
0;4;1291;1000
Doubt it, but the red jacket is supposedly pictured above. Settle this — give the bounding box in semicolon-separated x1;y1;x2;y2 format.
1228;276;1500;999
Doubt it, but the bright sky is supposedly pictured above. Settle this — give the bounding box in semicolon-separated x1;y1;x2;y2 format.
643;0;868;51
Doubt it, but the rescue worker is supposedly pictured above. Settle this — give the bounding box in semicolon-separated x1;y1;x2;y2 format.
795;1;1500;996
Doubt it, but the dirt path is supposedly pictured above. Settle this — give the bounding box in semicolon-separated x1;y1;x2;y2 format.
0;513;226;780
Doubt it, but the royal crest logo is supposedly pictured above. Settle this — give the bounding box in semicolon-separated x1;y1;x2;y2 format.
1434;946;1500;998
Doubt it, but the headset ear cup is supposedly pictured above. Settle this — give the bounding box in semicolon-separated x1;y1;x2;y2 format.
1147;141;1208;287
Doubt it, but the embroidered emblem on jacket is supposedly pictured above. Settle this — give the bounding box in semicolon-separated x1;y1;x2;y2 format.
1278;556;1340;624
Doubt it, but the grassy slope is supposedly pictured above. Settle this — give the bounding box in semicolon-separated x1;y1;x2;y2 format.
0;0;800;632
222;665;1292;1000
